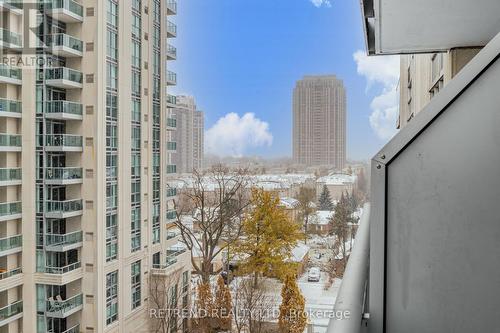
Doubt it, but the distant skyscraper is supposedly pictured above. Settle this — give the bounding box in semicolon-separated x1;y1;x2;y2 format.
293;75;346;168
174;96;205;173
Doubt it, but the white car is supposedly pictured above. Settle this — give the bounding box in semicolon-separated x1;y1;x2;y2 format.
307;267;321;282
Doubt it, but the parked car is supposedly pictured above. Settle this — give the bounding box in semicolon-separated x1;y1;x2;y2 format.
308;267;321;282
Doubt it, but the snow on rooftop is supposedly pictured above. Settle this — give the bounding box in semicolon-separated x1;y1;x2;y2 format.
291;243;310;262
317;173;357;186
310;210;334;225
279;197;300;209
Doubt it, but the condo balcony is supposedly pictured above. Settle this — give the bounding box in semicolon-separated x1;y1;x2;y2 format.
0;235;22;256
166;209;176;221
45;33;83;57
0;168;21;186
167;43;177;60
45;68;83;89
0;134;21;152
0;0;23;14
45;0;83;23
0;98;21;118
45;230;83;252
167;71;177;85
167;141;177;151
45;199;83;219
167;0;177;15
166;94;177;107
48;324;80;333
151;246;188;275
0;267;21;281
45;293;83;318
0;28;22;50
45;134;83;152
166;117;177;129
0;65;21;85
44;261;81;275
167;20;177;38
0;267;22;291
45;101;83;121
0;202;21;221
45;167;83;185
0;300;22;327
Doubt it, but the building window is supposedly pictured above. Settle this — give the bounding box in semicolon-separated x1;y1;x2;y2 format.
106;214;118;262
430;53;444;99
106;271;118;325
131;206;141;252
106;62;118;91
107;30;118;60
152;204;160;244
106;183;118;210
132;41;141;68
131;261;141;309
107;0;118;27
132;14;141;39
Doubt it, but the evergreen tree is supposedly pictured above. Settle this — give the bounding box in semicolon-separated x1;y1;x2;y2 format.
318;185;334;210
213;275;232;331
234;189;303;284
329;192;352;271
278;274;307;333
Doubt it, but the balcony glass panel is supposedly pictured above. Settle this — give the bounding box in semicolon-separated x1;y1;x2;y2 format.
0;98;21;114
0;168;21;182
46;33;83;52
0;28;21;47
167;71;177;83
45;101;82;116
45;230;83;247
0;202;21;217
0;134;21;147
45;68;83;84
45;199;83;214
44;261;81;274
45;134;82;148
0;301;22;322
167;117;177;128
0;1;23;9
0;65;21;80
45;167;82;181
0;267;21;280
167;0;177;12
167;94;176;105
48;0;83;17
0;235;22;252
46;293;83;315
167;20;177;35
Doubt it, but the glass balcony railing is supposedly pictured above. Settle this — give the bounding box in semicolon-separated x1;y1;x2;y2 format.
167;0;177;13
45;67;83;84
166;187;177;197
0;202;21;218
45;230;83;248
45;100;83;116
0;0;23;10
0;134;21;147
45;33;83;53
106;166;117;179
0;65;21;80
167;164;177;174
44;261;81;274
45;167;82;181
46;293;83;316
167;141;177;151
0;168;21;182
49;324;80;333
0;98;21;114
0;28;21;47
0;235;22;252
166;209;176;220
166;230;179;240
167;94;177;105
0;267;21;280
167;20;177;35
167;117;177;128
0;301;22;322
47;0;83;17
167;70;177;84
45;134;83;148
45;199;83;214
167;43;177;58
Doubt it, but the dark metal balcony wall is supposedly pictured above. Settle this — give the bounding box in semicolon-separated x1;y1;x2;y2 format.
369;32;500;333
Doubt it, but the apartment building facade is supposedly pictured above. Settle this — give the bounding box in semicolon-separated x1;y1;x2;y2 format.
0;0;190;332
292;75;346;169
172;95;204;174
398;49;481;128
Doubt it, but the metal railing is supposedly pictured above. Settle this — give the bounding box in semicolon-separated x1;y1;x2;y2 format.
48;324;80;333
44;261;81;274
45;33;83;52
0;64;21;80
45;230;83;247
0;300;22;321
46;293;83;315
45;167;82;181
0;98;21;114
0;202;21;217
0;235;22;252
327;204;370;333
45;199;83;214
0;267;21;280
0;168;21;182
47;0;83;17
45;67;83;83
45;134;82;147
0;134;21;147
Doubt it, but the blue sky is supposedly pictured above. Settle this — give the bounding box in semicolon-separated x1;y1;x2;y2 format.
169;0;399;161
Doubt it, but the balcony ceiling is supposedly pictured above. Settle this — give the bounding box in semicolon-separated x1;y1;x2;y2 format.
361;0;500;54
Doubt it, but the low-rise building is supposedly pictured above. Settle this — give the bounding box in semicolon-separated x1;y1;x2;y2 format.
316;173;357;201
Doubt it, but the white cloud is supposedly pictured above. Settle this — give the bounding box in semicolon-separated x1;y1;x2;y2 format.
205;113;273;157
353;50;400;140
310;0;331;8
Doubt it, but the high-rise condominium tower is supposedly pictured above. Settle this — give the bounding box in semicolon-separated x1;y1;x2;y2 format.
292;75;346;169
0;1;190;332
172;95;204;173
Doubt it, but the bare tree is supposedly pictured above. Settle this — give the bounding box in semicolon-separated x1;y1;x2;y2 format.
149;270;191;333
172;164;251;285
295;186;316;243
